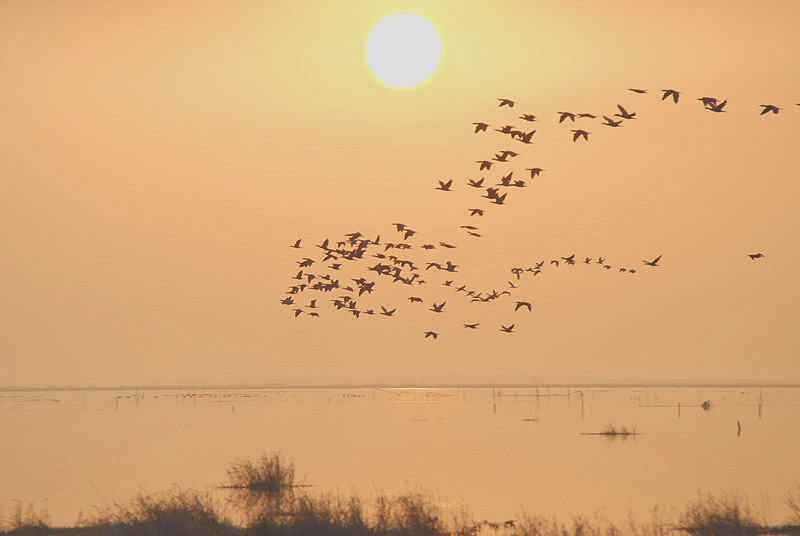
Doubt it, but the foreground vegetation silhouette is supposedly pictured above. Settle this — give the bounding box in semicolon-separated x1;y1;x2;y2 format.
2;454;799;536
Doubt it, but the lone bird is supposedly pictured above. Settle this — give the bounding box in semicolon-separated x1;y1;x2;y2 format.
500;324;515;333
571;129;590;142
477;160;493;171
463;323;480;329
526;167;545;178
380;306;396;317
424;331;439;339
760;104;781;115
498;98;515;107
628;88;648;94
469;208;484;216
643;254;662;267
430;302;446;313
408;296;423;303
748;253;765;260
436;179;453;191
473;122;489;132
290;239;302;248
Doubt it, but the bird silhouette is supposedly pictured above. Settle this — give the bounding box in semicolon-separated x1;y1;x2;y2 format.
558;112;576;123
602;116;623;127
698;96;718;107
469;208;484;216
498;98;515;107
473;122;489;132
628;88;648;94
436;179;453;191
468;178;485;188
500;324;515;333
662;89;680;103
477;160;493;170
290;239;302;248
408;296;423;303
643;254;662;266
430;302;446;313
380;306;396;316
424;331;438;339
463;323;480;329
760;105;781;115
572;129;590;141
526;167;544;178
707;100;727;113
515;301;532;312
615;104;636;119
748;253;765;260
519;114;537;122
491;192;508;205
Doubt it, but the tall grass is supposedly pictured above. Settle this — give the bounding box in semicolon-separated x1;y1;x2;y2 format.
1;454;799;536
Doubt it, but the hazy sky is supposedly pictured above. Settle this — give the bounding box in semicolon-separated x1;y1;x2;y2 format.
2;0;799;387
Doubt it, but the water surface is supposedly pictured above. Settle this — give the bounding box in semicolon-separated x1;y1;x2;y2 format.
1;385;798;526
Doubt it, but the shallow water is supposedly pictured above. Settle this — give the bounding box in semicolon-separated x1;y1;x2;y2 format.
1;385;798;527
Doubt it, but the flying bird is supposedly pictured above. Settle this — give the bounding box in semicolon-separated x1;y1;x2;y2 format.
519;114;537;122
498;98;515;107
707;100;728;113
662;89;680;103
463;323;480;329
430;302;446;313
380;306;396;316
468;178;485;188
424;331;439;339
615;104;636;119
760;104;781;115
436;179;453;191
558;111;576;123
500;324;515;333
515;301;532;312
473;122;489;132
698;96;718;107
571;129;590;141
601;116;623;127
643;254;662;267
748;253;765;260
409;296;423;303
290;239;302;248
526;167;544;178
477;160;493;171
628;88;648;94
469;208;484;216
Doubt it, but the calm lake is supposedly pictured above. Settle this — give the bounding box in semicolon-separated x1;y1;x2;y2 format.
1;385;798;527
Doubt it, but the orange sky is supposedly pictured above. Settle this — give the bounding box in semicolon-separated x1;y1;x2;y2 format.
1;0;799;387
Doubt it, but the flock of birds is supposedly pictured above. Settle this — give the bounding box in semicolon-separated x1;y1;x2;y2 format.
281;87;777;338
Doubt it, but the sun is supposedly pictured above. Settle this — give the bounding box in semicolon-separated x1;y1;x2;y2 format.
365;13;442;89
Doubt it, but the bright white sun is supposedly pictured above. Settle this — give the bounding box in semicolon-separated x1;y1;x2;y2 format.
365;13;442;89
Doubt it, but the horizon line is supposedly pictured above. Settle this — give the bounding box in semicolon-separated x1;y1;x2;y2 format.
2;378;800;392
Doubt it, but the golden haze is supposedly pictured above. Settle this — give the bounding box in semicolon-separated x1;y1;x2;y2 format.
1;0;799;386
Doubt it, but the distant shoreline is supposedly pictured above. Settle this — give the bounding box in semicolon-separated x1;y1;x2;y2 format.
2;380;800;393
